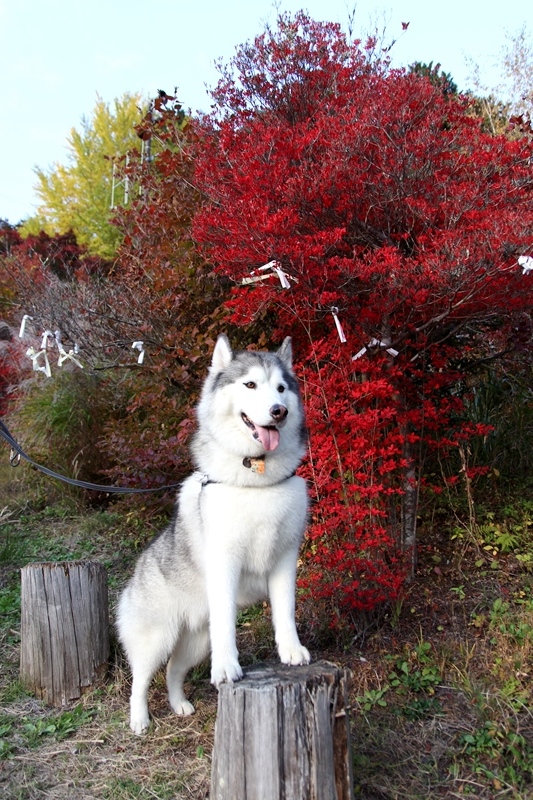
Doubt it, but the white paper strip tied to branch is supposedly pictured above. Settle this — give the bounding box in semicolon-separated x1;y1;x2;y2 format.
41;330;55;350
18;315;33;338
352;338;399;361
53;330;83;369
26;347;52;378
57;344;84;369
241;260;295;289
132;341;145;364
270;263;291;289
518;255;533;274
331;307;347;343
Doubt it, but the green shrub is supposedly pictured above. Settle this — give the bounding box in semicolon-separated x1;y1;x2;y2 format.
9;368;130;495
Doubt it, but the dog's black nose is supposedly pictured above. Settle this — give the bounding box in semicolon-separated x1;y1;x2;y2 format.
270;404;288;421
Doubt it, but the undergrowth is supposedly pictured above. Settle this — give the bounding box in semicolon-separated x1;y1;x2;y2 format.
0;472;532;798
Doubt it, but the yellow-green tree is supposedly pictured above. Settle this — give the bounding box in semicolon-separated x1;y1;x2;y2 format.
21;93;146;258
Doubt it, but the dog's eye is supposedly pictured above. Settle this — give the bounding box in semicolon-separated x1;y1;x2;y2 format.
277;385;285;393
244;381;256;389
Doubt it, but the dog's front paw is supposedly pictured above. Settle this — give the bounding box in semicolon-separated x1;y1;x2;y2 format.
279;643;311;666
171;699;195;716
211;658;243;688
130;712;150;735
129;698;150;735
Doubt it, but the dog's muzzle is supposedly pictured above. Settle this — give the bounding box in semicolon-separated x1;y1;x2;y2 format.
241;406;288;452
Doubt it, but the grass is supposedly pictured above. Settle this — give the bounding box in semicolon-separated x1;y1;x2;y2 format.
0;481;213;798
0;466;532;798
345;495;533;799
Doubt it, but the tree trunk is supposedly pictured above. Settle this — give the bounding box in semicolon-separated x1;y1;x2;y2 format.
20;561;109;706
399;413;420;577
210;661;353;800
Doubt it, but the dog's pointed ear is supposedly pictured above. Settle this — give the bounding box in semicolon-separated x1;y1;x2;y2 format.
277;337;293;369
211;334;233;371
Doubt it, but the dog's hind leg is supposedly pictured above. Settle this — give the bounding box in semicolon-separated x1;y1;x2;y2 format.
166;626;210;716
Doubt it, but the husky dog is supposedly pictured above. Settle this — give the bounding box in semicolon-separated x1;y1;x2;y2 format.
117;335;310;734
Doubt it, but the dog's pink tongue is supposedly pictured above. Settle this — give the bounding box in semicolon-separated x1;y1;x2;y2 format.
256;425;280;452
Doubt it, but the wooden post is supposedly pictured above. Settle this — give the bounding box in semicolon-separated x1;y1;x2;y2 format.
20;561;109;707
211;661;353;800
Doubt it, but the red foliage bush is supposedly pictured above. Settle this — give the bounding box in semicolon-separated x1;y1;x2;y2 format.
192;13;533;616
0;324;20;417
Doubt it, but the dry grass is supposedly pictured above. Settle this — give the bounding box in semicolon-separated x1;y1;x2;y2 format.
0;687;214;799
0;473;214;799
1;472;532;799
338;523;533;800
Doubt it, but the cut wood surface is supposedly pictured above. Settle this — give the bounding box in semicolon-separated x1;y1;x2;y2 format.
211;661;353;800
20;561;109;706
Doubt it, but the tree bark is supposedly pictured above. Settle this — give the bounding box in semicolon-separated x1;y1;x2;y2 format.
20;561;109;706
211;661;353;800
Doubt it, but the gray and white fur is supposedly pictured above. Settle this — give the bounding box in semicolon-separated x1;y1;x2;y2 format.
116;335;310;734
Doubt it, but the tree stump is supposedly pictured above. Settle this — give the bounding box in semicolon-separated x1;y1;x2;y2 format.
210;661;353;800
20;561;109;706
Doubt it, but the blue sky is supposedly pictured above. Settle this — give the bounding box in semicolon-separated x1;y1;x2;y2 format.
1;0;531;224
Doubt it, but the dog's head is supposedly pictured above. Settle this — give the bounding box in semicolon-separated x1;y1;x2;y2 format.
197;335;306;463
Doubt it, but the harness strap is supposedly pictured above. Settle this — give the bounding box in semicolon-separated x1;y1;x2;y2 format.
196;468;296;490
